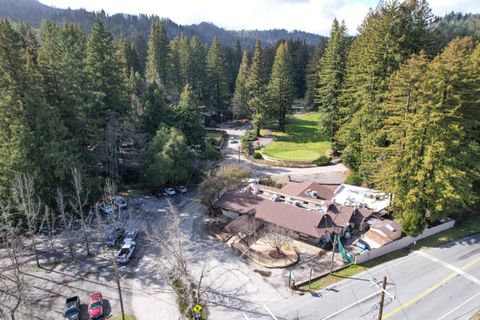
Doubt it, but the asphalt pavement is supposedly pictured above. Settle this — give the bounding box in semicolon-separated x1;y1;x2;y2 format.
226;233;480;320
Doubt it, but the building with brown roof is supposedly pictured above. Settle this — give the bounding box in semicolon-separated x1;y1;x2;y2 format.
215;190;363;244
362;219;402;248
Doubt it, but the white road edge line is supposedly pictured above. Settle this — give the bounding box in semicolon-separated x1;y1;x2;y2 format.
415;251;480;285
320;291;379;320
263;304;279;320
437;291;480;320
243;313;251;320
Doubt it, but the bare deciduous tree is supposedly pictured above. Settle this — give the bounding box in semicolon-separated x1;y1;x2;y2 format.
40;206;57;264
0;201;28;320
11;174;41;268
199;164;251;214
146;202;225;318
56;187;76;259
263;224;293;256
70;168;91;255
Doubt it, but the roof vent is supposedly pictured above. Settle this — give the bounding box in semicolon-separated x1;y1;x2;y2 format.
386;224;396;232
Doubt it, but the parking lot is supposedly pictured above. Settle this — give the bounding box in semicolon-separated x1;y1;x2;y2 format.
1;183;349;320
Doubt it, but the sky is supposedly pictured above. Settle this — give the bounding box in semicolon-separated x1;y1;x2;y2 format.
38;0;480;36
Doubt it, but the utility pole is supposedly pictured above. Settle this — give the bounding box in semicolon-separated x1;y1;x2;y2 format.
309;267;313;290
330;234;337;274
377;276;387;320
112;251;126;320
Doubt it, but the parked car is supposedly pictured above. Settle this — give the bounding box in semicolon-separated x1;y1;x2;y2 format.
176;185;188;194
88;292;104;320
106;227;125;247
96;202;114;215
112;195;128;210
116;241;136;265
164;188;176;196
64;296;80;320
123;230;138;244
353;238;371;251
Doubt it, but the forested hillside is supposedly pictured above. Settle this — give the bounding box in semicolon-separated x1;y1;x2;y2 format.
0;0;323;48
434;12;480;47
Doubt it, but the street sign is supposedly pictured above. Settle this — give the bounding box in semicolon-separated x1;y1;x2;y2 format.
193;304;203;313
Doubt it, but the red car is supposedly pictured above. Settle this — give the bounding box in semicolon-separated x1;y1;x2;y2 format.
88;292;104;319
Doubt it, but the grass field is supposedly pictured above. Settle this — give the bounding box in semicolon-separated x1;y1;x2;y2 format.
261;112;331;161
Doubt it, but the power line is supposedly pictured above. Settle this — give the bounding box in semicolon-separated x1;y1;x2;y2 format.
383;264;411;320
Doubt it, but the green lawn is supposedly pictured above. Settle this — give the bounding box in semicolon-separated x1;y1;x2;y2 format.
303;216;480;291
261;113;331;161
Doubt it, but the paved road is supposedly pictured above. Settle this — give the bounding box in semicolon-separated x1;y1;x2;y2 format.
225;233;480;320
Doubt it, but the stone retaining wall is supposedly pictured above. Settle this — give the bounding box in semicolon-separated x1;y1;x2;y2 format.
260;153;318;168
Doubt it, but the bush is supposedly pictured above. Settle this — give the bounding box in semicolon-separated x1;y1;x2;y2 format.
258;176;284;188
314;155;330;166
205;144;222;161
244;130;257;142
254;144;263;150
345;171;363;186
253;152;263;160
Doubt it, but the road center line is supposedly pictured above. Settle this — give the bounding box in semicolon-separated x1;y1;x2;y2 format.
384;256;480;319
263;304;279;320
415;251;480;285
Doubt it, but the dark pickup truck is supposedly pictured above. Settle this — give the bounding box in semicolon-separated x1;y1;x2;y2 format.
64;296;80;320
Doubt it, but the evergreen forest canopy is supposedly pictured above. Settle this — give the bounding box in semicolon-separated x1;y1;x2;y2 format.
0;0;479;237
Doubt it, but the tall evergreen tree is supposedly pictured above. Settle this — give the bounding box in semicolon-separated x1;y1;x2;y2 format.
337;0;436;177
85;18;128;178
85;18;127;117
375;38;480;235
189;36;207;102
315;19;348;146
174;34;191;88
173;84;205;144
231;51;250;119
288;39;310;98
206;37;229;114
267;41;294;132
245;39;267;135
0;20;78;201
305;39;327;107
145;20;169;85
142;83;169;135
116;34;131;80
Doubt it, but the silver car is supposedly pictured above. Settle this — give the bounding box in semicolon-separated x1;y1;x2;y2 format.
112;196;128;210
116;241;136;265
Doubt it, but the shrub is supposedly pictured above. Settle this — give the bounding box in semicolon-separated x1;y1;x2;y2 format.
314;155;330;166
254;144;263;150
345;171;363;186
253;152;263;160
205;144;222;161
258;176;283;188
